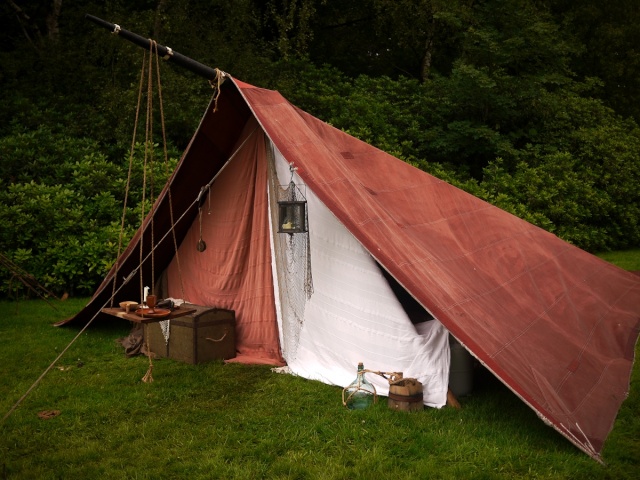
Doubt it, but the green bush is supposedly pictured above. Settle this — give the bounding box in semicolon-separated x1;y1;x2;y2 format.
0;128;178;297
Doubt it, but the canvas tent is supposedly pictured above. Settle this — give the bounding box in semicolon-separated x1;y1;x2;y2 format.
66;74;640;462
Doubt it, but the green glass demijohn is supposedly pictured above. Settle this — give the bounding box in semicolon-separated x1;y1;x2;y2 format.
342;362;377;410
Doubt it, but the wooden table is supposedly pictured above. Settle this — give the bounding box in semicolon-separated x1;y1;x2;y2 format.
101;306;197;324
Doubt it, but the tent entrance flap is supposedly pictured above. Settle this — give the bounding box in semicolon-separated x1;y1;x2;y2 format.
268;140;451;408
163;118;284;366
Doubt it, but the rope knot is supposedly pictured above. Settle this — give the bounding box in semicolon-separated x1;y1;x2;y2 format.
210;68;226;112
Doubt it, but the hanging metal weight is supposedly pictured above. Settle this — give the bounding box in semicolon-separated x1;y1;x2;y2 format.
196;186;208;252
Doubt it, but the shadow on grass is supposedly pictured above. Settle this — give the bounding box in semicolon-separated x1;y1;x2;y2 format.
455;366;579;455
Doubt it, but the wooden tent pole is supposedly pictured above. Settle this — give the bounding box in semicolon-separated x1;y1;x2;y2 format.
85;14;218;81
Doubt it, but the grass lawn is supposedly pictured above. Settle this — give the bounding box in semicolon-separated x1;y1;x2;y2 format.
1;252;639;479
596;248;640;272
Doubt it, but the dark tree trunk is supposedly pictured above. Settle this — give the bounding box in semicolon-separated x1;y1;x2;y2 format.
419;11;435;82
46;0;63;41
154;0;169;39
6;0;42;48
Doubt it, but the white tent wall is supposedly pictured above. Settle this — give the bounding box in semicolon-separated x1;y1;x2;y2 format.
268;141;451;407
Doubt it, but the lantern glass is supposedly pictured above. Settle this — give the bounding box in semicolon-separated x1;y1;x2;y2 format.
278;201;307;233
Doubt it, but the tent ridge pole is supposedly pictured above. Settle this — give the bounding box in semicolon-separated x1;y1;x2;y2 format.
85;14;219;80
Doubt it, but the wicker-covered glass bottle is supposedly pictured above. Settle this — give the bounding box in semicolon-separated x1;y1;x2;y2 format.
342;362;377;409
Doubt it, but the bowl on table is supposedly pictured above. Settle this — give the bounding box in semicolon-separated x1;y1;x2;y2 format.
119;301;139;314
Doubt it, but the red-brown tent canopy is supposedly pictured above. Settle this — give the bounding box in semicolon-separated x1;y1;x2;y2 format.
66;76;640;461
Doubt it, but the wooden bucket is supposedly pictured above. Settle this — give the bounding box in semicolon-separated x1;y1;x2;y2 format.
388;378;424;412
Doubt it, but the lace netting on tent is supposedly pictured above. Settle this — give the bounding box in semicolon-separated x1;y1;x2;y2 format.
160;319;170;344
267;143;313;363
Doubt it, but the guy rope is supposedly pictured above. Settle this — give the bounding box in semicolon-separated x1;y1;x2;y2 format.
3;13;235;424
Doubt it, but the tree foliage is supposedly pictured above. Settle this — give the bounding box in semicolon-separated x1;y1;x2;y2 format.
1;0;639;296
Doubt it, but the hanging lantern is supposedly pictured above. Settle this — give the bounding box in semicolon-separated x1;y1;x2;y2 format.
278;170;307;234
278;200;307;233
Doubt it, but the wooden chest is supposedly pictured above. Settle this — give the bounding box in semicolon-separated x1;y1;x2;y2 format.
146;304;236;364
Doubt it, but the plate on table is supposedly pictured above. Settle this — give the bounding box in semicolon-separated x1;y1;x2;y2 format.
134;308;172;318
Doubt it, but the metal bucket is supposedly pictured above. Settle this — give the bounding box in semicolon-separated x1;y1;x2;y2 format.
449;336;474;397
